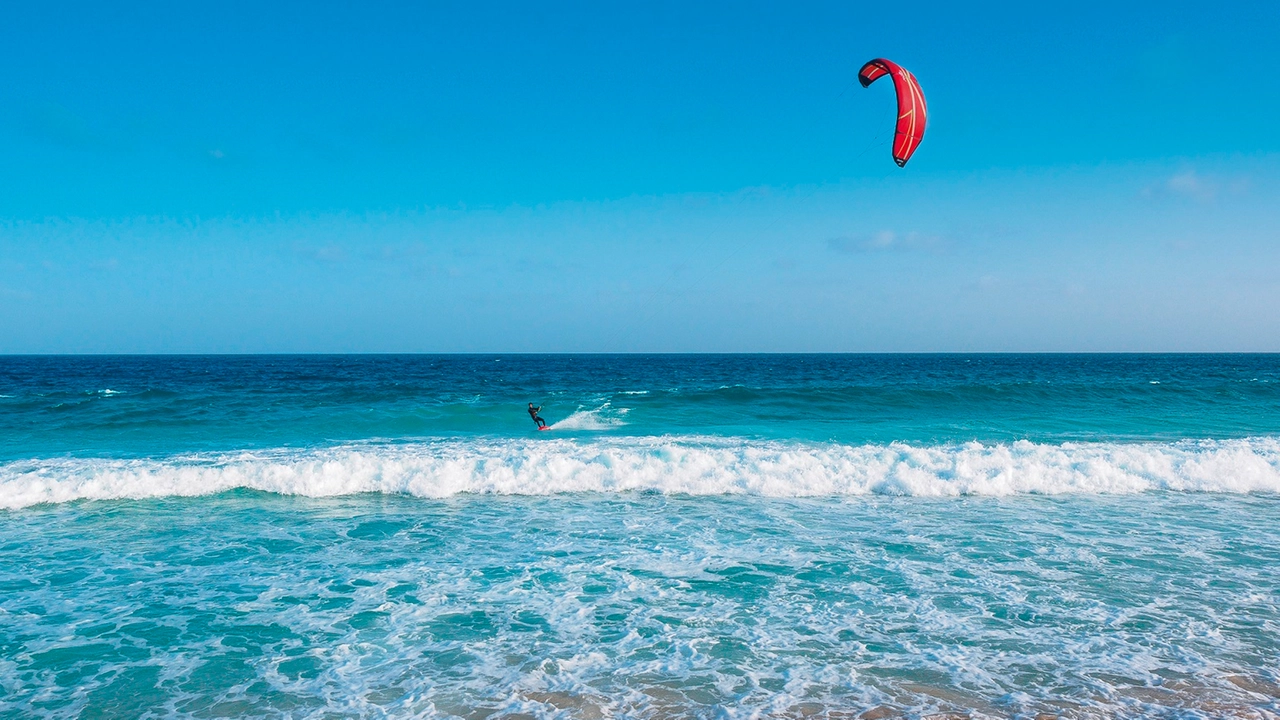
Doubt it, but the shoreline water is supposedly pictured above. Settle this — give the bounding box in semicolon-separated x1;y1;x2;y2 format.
4;491;1278;718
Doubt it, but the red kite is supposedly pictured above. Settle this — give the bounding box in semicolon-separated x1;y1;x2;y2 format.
858;58;927;167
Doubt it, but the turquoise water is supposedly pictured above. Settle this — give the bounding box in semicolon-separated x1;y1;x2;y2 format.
2;355;1279;717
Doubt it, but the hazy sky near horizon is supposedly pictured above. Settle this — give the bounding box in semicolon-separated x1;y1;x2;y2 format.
3;1;1279;352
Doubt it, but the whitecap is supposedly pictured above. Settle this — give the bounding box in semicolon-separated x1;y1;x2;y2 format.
3;436;1279;510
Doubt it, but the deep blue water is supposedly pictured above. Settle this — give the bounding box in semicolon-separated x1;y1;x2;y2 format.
2;354;1279;718
3;354;1279;460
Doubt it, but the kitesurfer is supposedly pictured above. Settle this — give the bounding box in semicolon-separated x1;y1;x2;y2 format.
528;403;546;428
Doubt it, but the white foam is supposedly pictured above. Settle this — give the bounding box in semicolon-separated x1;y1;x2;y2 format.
546;406;626;431
3;436;1280;510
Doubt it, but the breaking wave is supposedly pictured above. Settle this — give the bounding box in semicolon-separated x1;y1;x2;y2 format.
4;436;1280;510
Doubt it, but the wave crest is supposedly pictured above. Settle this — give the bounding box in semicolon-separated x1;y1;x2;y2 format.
3;437;1279;509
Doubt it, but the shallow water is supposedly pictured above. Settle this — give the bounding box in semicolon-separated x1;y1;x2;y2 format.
3;492;1278;719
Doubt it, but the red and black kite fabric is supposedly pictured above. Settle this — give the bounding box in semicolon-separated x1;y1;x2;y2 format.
858;58;927;167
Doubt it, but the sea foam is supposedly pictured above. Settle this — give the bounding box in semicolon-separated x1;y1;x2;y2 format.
4;436;1280;509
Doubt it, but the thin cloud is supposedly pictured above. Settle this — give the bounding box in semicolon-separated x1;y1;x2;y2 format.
0;285;34;301
292;242;349;264
1143;169;1251;203
1167;170;1215;201
828;231;945;254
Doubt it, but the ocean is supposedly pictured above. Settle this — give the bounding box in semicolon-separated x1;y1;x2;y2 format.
2;354;1278;718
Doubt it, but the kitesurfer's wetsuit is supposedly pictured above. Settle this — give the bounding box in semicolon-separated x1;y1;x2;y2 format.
528;404;546;428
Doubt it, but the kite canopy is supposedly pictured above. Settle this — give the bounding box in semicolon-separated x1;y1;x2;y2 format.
858;58;927;167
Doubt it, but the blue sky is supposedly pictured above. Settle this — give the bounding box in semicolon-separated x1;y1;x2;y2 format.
2;1;1278;351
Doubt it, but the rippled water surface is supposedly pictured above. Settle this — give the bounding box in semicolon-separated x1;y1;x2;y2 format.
3;493;1279;719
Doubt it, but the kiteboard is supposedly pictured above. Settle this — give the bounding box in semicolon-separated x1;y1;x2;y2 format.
539;426;551;431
